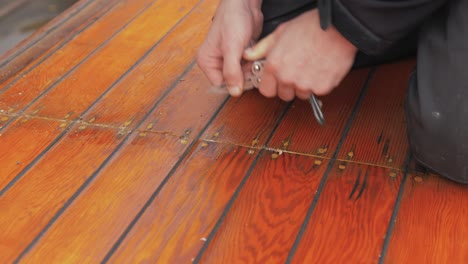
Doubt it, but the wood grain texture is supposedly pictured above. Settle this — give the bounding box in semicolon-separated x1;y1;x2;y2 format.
20;55;228;263
337;60;415;169
20;0;198;120
290;163;403;263
78;1;219;128
385;171;468;264
199;153;329;263
267;68;370;157
0;116;65;191
107;142;255;263
0;125;122;262
0;0;156;113
0;0;119;83
201;91;288;147
20;133;190;263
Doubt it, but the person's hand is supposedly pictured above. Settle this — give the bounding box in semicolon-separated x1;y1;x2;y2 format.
197;0;263;96
243;9;358;101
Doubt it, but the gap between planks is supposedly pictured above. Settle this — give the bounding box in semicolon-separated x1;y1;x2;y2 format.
0;111;407;172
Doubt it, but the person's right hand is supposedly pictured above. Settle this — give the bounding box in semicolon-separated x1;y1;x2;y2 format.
196;0;263;96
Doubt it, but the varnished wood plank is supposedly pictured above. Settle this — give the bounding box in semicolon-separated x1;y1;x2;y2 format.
101;75;293;262
384;171;468;263
78;2;218;128
193;69;371;262
20;0;199;120
267;68;370;157
0;116;65;191
0;0;119;83
0;125;123;262
285;61;413;263
16;33;226;262
0;0;215;195
199;153;329;263
289;163;403;263
107;142;256;263
201;92;288;147
0;0;157;113
18;61;228;262
336;60;415;169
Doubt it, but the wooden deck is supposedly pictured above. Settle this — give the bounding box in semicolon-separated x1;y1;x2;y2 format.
0;0;466;263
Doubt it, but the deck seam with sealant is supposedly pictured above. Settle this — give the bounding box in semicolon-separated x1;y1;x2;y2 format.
13;60;203;262
0;0;203;198
0;112;408;172
100;95;231;262
192;101;294;263
378;152;411;264
0;0;120;93
285;67;377;263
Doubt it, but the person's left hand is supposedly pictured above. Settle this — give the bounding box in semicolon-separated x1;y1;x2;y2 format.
243;9;358;101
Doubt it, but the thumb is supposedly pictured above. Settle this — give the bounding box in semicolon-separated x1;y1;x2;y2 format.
243;33;276;61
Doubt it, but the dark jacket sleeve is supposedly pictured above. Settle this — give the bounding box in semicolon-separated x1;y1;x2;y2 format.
318;0;448;55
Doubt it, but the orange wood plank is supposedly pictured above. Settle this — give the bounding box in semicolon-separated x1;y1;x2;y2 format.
110;142;258;264
199;153;330;263
267;68;370;157
0;0;215;193
193;69;371;262
0;0;156;113
286;60;413;263
201;92;288;147
0;116;65;191
103;84;292;262
336;60;415;169
289;163;403;263
385;171;468;263
27;141;254;264
0;0;119;83
20;0;199;120
17;63;228;262
78;2;218;128
0;125;123;262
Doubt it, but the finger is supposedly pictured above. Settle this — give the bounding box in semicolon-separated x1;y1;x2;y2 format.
295;89;310;100
258;71;277;98
223;52;244;96
277;85;295;101
243;32;276;61
196;48;224;86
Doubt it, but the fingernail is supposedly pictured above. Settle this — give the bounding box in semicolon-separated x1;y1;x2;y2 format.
228;86;241;96
244;48;253;55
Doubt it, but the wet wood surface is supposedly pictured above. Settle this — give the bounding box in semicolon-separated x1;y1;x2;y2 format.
0;0;466;263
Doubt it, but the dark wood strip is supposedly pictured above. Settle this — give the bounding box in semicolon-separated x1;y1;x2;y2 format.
194;69;373;262
289;163;404;263
336;60;415;169
199;153;330;263
384;170;468;263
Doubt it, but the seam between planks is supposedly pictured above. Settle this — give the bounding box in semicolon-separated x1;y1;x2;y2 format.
0;0;119;92
201;138;407;171
377;152;411;264
0;0;156;117
284;67;377;264
100;98;231;262
0;111;407;172
0;0;96;69
0;0;202;198
192;101;294;263
13;60;201;262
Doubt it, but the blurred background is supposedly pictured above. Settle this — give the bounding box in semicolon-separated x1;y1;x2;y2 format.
0;0;78;55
